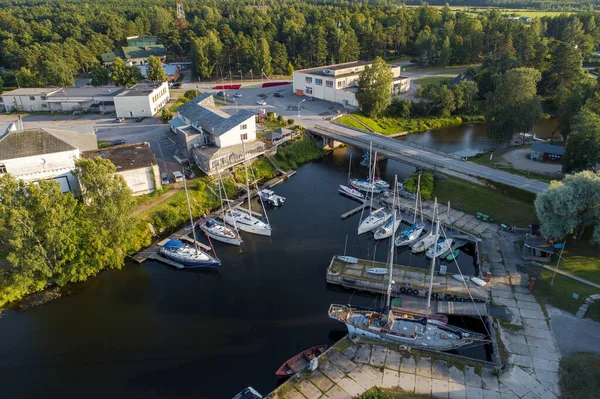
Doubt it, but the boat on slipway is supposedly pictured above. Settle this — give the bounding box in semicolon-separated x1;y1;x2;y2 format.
366;268;387;275
328;211;488;351
337;234;358;264
275;345;327;378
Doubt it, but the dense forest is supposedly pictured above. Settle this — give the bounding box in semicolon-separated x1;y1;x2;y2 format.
0;0;599;87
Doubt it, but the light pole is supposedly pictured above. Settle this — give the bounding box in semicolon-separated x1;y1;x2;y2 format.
261;68;264;86
233;98;239;113
297;99;306;119
239;69;243;86
249;69;253;85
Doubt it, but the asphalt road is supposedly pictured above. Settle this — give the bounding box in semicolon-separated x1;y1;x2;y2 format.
548;305;600;357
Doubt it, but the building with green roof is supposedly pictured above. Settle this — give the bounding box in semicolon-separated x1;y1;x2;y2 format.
101;36;167;66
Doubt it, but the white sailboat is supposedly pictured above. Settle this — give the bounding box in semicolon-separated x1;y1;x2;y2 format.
426;237;453;259
329;207;488;350
160;172;221;268
223;138;272;237
374;177;401;240
411;199;439;253
199;171;243;246
396;174;425;247
358;150;391;235
337;234;358;264
339;153;366;201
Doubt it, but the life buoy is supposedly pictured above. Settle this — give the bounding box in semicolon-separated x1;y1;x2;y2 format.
399;286;407;294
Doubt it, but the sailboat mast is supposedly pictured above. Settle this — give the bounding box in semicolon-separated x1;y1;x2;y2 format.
413;174;420;224
426;199;439;319
368;142;372;183
241;138;252;216
369;151;377;209
183;170;199;255
348;154;352;185
343;234;349;256
386;175;398;311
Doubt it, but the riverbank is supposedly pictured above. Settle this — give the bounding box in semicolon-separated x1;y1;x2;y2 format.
336;113;478;136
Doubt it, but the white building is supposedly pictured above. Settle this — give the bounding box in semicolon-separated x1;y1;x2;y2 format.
292;60;410;108
113;81;170;119
168;93;264;174
0;126;98;193
2;87;124;113
83;142;162;196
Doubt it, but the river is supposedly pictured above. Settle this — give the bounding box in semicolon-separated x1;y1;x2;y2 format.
402;118;558;157
0;147;491;399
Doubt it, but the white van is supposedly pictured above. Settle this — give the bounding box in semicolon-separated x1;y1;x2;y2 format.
172;171;184;183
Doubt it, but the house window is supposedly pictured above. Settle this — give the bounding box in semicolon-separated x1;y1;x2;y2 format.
0;164;6;173
305;87;313;94
337;81;343;88
240;133;248;141
41;96;47;100
315;78;323;86
41;104;48;108
29;96;35;101
305;76;312;84
240;124;247;130
326;80;333;88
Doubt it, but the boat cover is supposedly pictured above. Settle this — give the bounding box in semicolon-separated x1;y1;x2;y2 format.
162;239;185;249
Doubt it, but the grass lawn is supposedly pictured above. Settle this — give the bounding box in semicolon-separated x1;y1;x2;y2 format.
469;147;561;183
432;175;538;227
357;387;431;399
336;113;463;135
553;238;600;284
559;353;600;399
413;76;452;86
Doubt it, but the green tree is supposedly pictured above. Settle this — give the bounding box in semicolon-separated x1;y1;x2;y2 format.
388;98;412;118
356;57;393;118
15;67;41;88
73;157;135;273
453;80;479;113
535;171;600;244
0;74;3;95
562;109;600;174
547;42;585;91
161;108;173;122
147;55;166;82
90;66;110;86
554;77;597;139
417;84;456;117
255;37;273;77
486;67;542;144
270;41;289;75
111;58;143;87
403;172;434;200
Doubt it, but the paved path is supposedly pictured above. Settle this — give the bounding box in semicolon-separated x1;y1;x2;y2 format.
548;305;600;357
309;123;549;194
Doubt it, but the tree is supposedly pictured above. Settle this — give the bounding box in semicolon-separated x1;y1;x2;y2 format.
0;74;3;95
161;108;173;122
90;66;110;86
270;41;288;75
73;157;135;273
254;37;273;77
547;42;586;92
486;67;542;144
111;57;143;87
15;67;41;88
535;171;600;245
388;98;412;118
417;84;456;117
147;55;166;82
356;57;393;118
562;109;600;174
453;80;479;113
403;172;434;200
554;77;597;139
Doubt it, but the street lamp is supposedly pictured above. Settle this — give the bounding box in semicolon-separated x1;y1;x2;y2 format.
233;98;239;113
297;99;306;119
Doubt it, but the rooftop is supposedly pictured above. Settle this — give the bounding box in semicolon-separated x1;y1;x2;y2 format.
2;87;59;96
83;142;157;172
532;142;565;155
117;81;166;97
122;45;166;60
126;36;159;46
47;87;125;99
0;128;98;160
193;140;265;160
525;235;555;254
296;60;372;74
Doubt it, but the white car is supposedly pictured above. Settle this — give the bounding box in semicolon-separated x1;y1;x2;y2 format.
233;93;242;98
257;100;267;105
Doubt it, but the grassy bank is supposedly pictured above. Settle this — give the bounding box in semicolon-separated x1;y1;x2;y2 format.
432;175;538;227
413;76;452;86
559;353;600;399
337;113;465;135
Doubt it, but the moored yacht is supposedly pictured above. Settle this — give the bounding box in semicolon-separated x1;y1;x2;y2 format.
426;237;453;259
199;218;243;246
160;239;221;268
358;207;391;235
224;208;271;236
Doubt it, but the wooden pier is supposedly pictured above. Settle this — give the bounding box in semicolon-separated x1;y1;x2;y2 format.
327;256;490;309
341;200;375;219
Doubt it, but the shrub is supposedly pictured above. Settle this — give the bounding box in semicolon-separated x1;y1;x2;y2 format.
161;108;173;122
355;389;394;399
403;171;434;200
277;115;285;124
274;135;325;170
184;89;201;100
287;118;295;125
266;111;275;120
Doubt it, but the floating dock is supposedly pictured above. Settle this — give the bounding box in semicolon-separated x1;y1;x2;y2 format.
327;256;490;314
341;200;375;219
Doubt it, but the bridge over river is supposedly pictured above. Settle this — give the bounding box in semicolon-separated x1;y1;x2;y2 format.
307;123;549;194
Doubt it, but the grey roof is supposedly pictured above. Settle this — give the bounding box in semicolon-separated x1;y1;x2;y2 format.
264;128;293;141
0;129;76;159
118;81;166;97
2;87;59;96
169;116;188;129
297;60;371;74
532;142;565;155
177;94;254;137
43;129;98;152
83;142;156;172
48;87;125;99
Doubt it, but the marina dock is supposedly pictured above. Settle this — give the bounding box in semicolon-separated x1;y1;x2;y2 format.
340;200;375;219
327;256;490;312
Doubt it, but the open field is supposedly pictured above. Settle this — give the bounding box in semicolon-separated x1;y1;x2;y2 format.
413;76;452;86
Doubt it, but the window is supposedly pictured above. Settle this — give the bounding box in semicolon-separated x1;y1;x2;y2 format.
0;164;6;173
315;78;323;86
337;81;343;88
240;133;248;141
305;87;313;94
326;80;333;88
29;96;35;101
41;104;48;108
240;124;247;130
41;96;47;100
305;76;312;84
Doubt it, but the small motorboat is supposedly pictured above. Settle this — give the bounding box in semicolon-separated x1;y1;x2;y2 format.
471;277;487;287
373;213;401;240
452;274;470;283
232;387;262;399
339;184;365;201
258;189;285;207
426;238;453;259
446;249;460;261
337;255;358;264
358;207;391;235
366;267;387;275
275;345;327;378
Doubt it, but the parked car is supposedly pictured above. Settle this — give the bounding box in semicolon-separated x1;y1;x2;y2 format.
257;100;267;105
135;117;143;122
216;91;228;97
306;96;315;101
184;168;195;179
171;82;183;88
161;173;169;185
273;92;284;98
115;117;124;123
110;139;126;146
233;93;242;98
172;171;184;183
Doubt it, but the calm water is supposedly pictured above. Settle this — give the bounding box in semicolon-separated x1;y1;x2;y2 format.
0;148;487;399
402;118;558;157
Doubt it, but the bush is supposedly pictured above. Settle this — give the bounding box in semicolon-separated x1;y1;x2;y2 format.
274;135;326;170
287;118;295;125
266;111;275;120
161;108;173;122
184;89;201;100
355;389;394;399
277;115;285;124
150;206;182;233
403;171;434;200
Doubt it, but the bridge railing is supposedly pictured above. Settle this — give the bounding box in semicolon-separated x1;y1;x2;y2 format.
311;124;448;169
